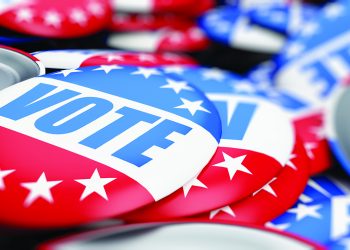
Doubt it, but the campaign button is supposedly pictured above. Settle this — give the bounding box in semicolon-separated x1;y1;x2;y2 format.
0;0;112;38
107;25;209;52
273;1;350;106
325;83;350;175
37;221;325;250
123;66;294;221
198;5;285;53
32;50;197;69
0;45;45;90
269;176;350;244
0;65;221;228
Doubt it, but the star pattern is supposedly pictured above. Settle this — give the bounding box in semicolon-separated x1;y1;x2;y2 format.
175;98;210;116
54;68;82;77
75;169;116;201
324;3;344;19
286;153;297;170
15;8;33;22
285;42;304;58
43;11;62;28
202;68;226;81
253;177;277;197
213;153;251;180
0;169;15;191
304;142;317;159
70;8;87;26
104;54;124;62
161;79;193;94
93;65;122;74
301;22;319;37
287;203;322;221
21;172;62;207
210;205;235;219
132;67;161;79
182;176;207;198
162;66;185;74
231;80;256;94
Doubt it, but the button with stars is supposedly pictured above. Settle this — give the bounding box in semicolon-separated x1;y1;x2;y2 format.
198;5;285;53
38;221;325;250
0;0;112;38
0;65;221;228
273;1;349;106
269;175;350;244
122;66;296;222
32;49;197;70
0;45;45;91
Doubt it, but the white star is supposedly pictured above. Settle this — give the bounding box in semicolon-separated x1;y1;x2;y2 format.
231;80;256;94
104;54;124;62
202;68;226;81
253;177;277;197
131;67;161;79
175;98;210;116
162;66;185;74
301;22;319;37
285;42;304;58
87;1;105;17
304;142;317;159
265;222;291;231
43;11;62;28
182;176;207;198
309;126;325;140
339;238;350;250
188;27;205;40
210;206;235;219
324;3;344;19
16;8;33;22
161;79;193;94
0;169;15;190
93;65;122;74
286;153;297;170
138;54;156;62
75;169;116;201
213;153;252;180
21;172;62;207
288;203;322;221
54;68;82;77
70;8;88;26
162;53;182;62
169;32;184;44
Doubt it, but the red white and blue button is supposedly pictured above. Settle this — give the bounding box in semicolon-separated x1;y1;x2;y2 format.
0;65;221;228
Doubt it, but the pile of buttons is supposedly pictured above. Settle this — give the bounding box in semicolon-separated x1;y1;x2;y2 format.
0;0;350;249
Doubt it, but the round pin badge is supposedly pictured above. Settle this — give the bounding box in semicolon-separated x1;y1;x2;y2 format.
197;136;309;225
269;176;350;244
123;66;295;222
273;1;349;106
32;50;197;70
198;5;285;53
0;65;221;228
325;83;350;175
107;25;209;52
0;0;112;38
0;45;45;90
38;221;325;250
